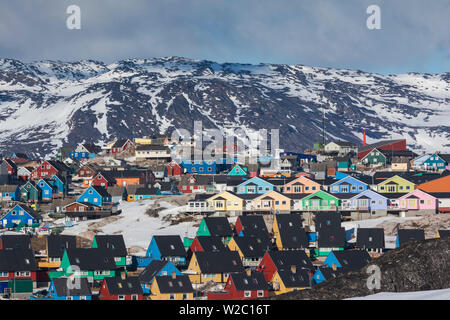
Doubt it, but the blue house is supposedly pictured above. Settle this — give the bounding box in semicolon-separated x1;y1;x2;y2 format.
180;158;230;175
37;179;55;201
145;235;187;267
30;278;92;300
236;177;275;194
323;250;371;271
412;154;430;168
422;153;449;170
330;176;368;194
76;186;112;206
346;190;388;212
50;175;67;195
0;203;41;228
138;260;181;294
0;185;20;201
312;266;345;285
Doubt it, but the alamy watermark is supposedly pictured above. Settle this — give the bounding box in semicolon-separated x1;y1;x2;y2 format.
366;264;381;290
66;5;81;30
366;5;381;30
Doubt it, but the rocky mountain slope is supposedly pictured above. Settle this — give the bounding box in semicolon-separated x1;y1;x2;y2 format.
0;57;449;157
268;237;450;300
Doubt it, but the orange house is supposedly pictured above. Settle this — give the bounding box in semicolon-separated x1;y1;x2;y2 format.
418;175;450;193
283;176;321;194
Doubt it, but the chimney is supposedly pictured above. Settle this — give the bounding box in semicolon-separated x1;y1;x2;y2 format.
363;130;366;147
246;268;252;276
291;265;296;274
172;271;177;279
120;272;126;280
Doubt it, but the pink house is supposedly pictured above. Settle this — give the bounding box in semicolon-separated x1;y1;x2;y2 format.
398;189;437;213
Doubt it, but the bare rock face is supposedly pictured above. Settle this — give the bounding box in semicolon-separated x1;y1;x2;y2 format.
0;57;449;158
268;237;450;300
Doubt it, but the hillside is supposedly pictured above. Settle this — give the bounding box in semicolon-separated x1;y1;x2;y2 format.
268;236;450;300
0;57;449;157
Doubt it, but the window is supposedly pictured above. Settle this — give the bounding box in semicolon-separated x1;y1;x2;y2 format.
244;291;251;297
118;295;125;300
169;294;175;300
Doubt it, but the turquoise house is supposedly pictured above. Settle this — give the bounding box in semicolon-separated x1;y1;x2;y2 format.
236;177;274;194
227;164;248;176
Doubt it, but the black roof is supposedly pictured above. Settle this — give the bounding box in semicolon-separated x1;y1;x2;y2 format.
112;139;131;148
267;250;314;272
316;266;346;281
154;275;194;294
194;251;244;274
314;212;341;230
47;235;77;258
397;229;425;246
438;230;450;238
153;235;186;257
317;227;346;248
104;276;143;295
65;248;117;271
203;217;233;237
231;236;271;258
1;234;32;250
91;185;112;198
139;260;172;283
195;236;227;252
355;228;385;249
276;214;308;249
94;235;127;257
277;268;311;288
0;249;38;271
237;215;270;240
230;272;269;291
53;277;92;297
331;250;372;271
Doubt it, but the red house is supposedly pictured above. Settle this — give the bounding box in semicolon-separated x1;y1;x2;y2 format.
111;139;134;154
3;159;17;176
77;164;98;178
178;175;212;194
188;236;227;258
98;276;143;300
30;160;69;180
357;139;407;159
257;251;314;282
166;160;183;176
207;271;269;300
0;249;38;293
92;172;116;188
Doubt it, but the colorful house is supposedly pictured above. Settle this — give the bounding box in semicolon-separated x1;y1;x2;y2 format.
76;186;112;206
36;179;55;201
396;229;425;248
149;274;194;300
0;249;38;294
270;267;312;295
377;175;415;193
234;215;270;241
92;235;128;268
272;214;308;251
49;175;67;195
20;181;41;203
187;251;244;284
206;191;244;215
312;266;345;285
50;248;118;283
165;160;183;177
138;260;182;294
323;250;372;271
38;235;77;269
355;228;385;253
30;278;92;300
250;191;292;213
236;177;275;194
312;227;345;257
361;148;387;166
398;189;437;214
302;191;339;211
257;251;314;282
329;176;368;194
421;153;450;170
227;236;271;267
282;176;321;194
146;235;187;267
0;185;20;201
110;139;134;154
98;276;143;300
342;190;389;219
196;217;233;244
207;271;269;300
227;164;248;176
0;203;41;228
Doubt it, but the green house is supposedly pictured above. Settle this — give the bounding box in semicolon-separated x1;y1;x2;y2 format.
20;181;41;202
92;235;127;267
361;148;387;166
49;248;118;282
302;191;339;211
196;217;233;244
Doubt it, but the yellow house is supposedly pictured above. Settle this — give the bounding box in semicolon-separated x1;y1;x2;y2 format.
272;214;308;251
38;235;77;269
207;191;244;214
227;236;269;267
270;267;311;296
149;274;194;300
252;191;291;213
187;251;244;284
377;175;416;193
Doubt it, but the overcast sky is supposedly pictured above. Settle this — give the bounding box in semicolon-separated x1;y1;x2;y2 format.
1;0;449;74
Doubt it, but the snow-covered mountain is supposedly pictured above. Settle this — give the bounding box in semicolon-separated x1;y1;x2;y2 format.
0;57;449;158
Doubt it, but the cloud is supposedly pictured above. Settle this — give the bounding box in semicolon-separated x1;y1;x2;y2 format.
0;0;449;74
